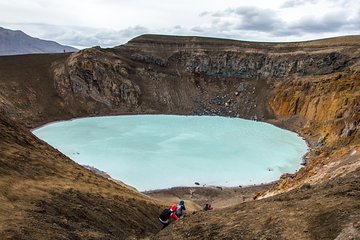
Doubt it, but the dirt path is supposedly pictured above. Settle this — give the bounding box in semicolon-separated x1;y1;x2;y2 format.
154;167;360;240
145;184;272;211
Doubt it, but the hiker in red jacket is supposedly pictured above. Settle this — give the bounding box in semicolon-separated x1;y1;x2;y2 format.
159;204;179;229
203;203;213;211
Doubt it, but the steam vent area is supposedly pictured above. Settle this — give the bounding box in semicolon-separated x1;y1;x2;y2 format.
0;34;359;239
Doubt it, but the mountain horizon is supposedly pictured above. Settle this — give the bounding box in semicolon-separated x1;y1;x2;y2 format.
0;26;77;56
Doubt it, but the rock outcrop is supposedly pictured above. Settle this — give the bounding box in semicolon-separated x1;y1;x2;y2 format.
55;48;141;109
261;72;360;197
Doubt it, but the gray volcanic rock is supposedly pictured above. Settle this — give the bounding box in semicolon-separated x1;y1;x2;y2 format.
0;27;77;55
123;34;358;79
51;34;360;123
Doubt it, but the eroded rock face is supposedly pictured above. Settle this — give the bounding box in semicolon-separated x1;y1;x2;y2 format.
54;48;141;109
123;34;359;79
182;51;352;78
50;35;360;196
52;35;360;124
260;72;360;196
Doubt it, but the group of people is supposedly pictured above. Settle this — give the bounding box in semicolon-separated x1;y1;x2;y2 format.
159;200;186;229
159;200;213;229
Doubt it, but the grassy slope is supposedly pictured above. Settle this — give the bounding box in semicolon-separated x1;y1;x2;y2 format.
0;113;163;239
155;163;360;239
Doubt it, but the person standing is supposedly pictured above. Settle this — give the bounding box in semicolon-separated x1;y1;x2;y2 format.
176;200;186;218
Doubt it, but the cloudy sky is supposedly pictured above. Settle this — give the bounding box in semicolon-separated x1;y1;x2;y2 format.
0;0;359;48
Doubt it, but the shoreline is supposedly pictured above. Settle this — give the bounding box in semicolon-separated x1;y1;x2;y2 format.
142;180;278;193
31;113;312;199
83;162;277;209
144;183;274;210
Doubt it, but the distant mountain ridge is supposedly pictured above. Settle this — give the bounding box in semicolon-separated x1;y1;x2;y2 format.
0;27;77;55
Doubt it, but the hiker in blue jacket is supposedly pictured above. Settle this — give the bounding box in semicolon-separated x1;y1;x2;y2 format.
176;200;186;218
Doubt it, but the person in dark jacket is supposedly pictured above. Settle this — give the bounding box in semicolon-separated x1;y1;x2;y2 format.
203;203;213;211
159;204;179;229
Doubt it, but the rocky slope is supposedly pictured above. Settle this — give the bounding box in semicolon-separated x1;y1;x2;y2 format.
155;165;360;240
0;34;359;239
261;72;360;197
0;27;77;56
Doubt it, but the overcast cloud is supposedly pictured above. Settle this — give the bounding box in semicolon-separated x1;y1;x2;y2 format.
281;0;318;8
0;0;359;48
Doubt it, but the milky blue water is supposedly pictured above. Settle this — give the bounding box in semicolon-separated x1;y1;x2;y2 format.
32;115;308;191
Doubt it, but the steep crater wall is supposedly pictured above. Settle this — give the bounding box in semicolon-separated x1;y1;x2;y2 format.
1;35;359;195
49;35;360;195
53;36;360;122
